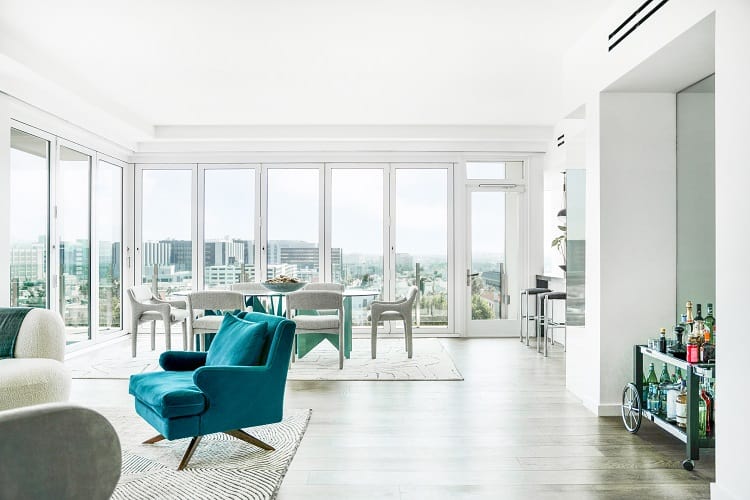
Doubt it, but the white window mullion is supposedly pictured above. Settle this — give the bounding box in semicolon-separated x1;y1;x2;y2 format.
196;164;206;290
323;164;333;283
259;164;268;282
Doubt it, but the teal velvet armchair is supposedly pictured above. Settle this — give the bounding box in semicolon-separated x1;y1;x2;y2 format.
128;312;295;470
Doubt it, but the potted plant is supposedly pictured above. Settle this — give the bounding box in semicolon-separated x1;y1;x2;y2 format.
551;223;567;272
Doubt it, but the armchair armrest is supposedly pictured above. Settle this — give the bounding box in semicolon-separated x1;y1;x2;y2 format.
154;297;187;309
371;297;407;305
159;351;207;371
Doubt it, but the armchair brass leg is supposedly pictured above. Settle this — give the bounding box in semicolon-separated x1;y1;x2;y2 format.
224;429;275;451
143;434;166;444
177;436;202;470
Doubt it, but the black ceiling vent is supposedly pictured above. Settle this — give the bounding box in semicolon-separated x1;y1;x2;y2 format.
557;134;565;148
608;0;670;52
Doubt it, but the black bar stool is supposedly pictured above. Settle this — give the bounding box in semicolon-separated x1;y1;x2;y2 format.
519;287;550;346
541;291;566;357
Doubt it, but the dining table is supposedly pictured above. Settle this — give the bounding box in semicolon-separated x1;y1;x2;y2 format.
243;288;380;360
175;288;380;359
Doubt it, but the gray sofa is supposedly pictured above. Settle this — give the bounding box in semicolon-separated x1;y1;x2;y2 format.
0;308;71;411
0;403;121;499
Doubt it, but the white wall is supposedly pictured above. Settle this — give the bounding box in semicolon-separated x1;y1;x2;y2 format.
598;93;677;414
677;90;715;312
713;2;750;499
0;96;10;306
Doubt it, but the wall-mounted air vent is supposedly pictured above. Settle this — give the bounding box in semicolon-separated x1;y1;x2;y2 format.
608;0;670;52
557;134;565;148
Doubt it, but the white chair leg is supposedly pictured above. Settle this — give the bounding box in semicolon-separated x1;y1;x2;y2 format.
371;315;378;359
150;321;156;351
164;319;172;351
291;335;296;363
339;329;344;369
181;321;188;351
132;322;138;358
405;317;413;359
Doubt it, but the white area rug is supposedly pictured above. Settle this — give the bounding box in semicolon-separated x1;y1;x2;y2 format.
290;338;463;381
101;408;310;500
69;337;462;381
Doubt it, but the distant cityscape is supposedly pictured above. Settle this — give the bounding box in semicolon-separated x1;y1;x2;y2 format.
10;237;507;330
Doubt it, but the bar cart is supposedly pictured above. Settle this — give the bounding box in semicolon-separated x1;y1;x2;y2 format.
621;345;715;471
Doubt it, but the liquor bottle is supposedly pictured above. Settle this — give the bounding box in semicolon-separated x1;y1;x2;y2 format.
668;325;686;360
659;364;671;415
704;303;715;344
685;302;694;335
694;304;705;339
645;363;659;412
659;327;667;354
675;380;688;428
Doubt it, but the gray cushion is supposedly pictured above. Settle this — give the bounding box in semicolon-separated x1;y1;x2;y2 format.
293;315;340;330
192;315;224;331
140;309;188;323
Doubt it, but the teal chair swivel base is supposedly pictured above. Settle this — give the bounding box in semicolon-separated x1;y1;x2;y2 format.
129;312;296;470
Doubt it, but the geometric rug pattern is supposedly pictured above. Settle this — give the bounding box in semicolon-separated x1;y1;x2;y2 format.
106;409;311;500
69;338;462;381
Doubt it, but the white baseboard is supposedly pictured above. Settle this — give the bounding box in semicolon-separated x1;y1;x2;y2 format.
711;482;741;500
596;403;622;417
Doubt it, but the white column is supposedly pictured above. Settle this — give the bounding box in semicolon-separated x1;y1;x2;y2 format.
0;96;10;306
712;1;750;498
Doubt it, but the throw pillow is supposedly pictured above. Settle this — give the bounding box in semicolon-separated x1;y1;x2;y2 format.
205;314;269;367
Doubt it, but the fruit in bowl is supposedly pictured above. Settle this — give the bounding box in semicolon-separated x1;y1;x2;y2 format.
263;276;307;293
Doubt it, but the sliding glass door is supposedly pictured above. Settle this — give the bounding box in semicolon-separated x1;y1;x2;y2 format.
9;128;50;308
139;167;195;297
200;165;258;288
96;159;123;334
58;145;92;345
265;166;322;283
328;165;387;326
392;166;450;329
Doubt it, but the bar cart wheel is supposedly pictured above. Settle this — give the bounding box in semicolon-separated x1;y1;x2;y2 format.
682;459;694;471
621;383;642;433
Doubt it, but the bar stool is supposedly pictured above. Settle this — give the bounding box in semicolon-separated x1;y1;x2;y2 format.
541;291;566;357
519;288;550;346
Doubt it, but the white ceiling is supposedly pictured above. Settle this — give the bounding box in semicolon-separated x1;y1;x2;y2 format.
0;0;617;132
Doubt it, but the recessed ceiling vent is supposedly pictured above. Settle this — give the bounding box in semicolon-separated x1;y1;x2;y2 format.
608;0;671;52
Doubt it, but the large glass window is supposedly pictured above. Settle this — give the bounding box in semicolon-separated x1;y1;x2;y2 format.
267;168;320;283
141;170;193;296
331;168;384;325
9;128;49;308
394;168;449;328
203;168;256;288
97;160;122;332
59;146;91;344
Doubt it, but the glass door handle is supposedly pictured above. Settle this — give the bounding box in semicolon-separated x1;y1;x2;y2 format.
466;270;479;286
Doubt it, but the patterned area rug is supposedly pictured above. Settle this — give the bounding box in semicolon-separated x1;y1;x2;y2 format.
101;408;311;500
69;338;463;381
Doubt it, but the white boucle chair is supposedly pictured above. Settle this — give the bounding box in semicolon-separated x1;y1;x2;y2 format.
0;308;71;411
186;290;244;351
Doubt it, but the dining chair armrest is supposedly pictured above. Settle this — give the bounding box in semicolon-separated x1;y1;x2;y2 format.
159;351;208;371
371;297;407;306
154;297;187;309
136;302;171;315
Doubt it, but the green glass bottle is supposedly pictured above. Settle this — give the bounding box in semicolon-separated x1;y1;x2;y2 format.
659;364;671;415
704;303;715;344
645;363;659;412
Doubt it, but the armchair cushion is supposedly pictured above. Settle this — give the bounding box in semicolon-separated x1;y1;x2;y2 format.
192;315;224;331
139;308;189;323
129;371;206;419
205;314;269;367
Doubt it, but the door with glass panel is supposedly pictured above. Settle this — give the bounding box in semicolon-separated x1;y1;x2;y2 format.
199;165;259;289
96;159;123;335
465;161;524;336
9;128;50;309
137;166;196;298
327;165;387;327
391;165;451;332
264;165;323;283
57;145;93;345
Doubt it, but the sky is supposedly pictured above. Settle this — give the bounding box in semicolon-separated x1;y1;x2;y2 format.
13;157;510;261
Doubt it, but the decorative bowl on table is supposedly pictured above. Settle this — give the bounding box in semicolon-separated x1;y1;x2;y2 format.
262;281;307;293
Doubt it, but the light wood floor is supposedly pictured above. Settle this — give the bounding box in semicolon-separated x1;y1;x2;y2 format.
69;336;714;500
